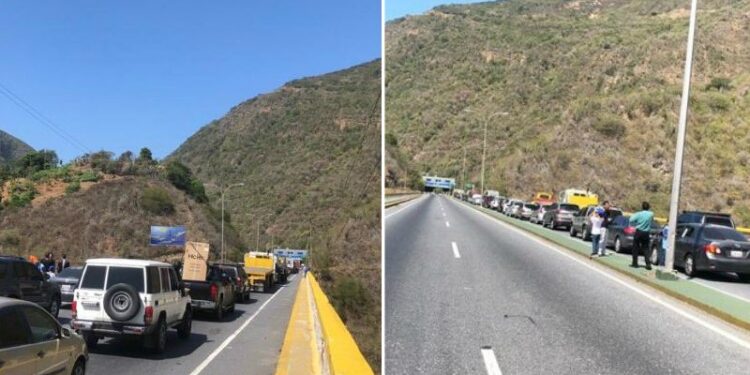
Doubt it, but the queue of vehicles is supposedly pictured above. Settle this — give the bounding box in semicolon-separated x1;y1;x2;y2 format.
0;249;302;373
455;189;750;281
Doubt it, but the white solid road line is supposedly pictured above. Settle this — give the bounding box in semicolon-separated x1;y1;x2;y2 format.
385;195;425;220
446;221;451;228
450;198;750;351
452;242;461;258
481;347;503;375
189;282;289;375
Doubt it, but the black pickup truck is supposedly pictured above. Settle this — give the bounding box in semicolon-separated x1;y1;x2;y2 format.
183;265;236;320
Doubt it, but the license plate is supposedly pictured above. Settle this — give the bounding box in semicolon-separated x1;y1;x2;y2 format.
61;285;71;291
730;250;744;258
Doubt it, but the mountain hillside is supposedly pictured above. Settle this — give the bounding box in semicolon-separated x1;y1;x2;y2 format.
386;0;750;223
170;61;381;370
0;129;34;165
0;175;244;265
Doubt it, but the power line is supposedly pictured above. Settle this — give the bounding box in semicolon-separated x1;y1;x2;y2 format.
0;82;91;155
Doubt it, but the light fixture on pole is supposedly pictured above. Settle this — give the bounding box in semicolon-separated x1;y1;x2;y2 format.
221;182;245;263
666;0;698;272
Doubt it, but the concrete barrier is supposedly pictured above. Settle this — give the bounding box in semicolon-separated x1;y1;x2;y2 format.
275;274;374;375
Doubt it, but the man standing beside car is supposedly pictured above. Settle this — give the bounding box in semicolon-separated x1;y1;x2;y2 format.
629;201;654;270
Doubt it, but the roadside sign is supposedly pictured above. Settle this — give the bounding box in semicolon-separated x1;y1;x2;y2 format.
182;241;210;281
423;176;455;190
150;226;186;246
273;248;308;260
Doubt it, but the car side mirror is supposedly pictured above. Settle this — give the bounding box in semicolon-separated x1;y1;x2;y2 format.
61;327;71;338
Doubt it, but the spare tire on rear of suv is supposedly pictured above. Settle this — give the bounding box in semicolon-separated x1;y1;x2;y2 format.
104;283;141;321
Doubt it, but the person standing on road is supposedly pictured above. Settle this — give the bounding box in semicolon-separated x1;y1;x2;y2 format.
629;201;654;270
659;226;669;267
56;254;70;273
599;201;613;257
589;208;604;259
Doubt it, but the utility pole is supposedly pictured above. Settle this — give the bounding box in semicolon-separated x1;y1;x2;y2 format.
220;182;244;263
666;0;698;272
256;221;260;251
462;145;467;191
481;111;509;195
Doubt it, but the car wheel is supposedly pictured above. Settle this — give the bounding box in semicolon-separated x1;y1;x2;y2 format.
615;237;622;253
71;358;85;375
684;254;696;277
582;225;589;241
49;295;60;318
83;333;98;348
177;307;192;340
569;225;576;237
215;297;224;321
151;318;167;354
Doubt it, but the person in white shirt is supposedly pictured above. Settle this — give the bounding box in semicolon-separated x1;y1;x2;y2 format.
589;208;605;258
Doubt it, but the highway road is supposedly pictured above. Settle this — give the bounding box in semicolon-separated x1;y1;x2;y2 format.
385;194;750;374
58;275;300;375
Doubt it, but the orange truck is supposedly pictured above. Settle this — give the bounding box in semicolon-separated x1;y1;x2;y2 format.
532;192;555;205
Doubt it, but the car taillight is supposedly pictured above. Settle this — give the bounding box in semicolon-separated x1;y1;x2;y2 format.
236;276;242;286
624;226;636;235
71;301;77;319
144;306;154;325
704;243;720;254
210;283;218;300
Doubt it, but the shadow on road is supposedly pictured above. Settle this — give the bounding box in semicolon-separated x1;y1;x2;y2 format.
193;307;247;323
689;271;748;284
88;332;209;360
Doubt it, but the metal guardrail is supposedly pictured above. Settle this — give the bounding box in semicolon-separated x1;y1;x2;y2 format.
384;194;420;208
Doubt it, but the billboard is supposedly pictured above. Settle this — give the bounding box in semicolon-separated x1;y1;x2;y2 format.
273;248;308;260
423;176;455;190
150;226;187;246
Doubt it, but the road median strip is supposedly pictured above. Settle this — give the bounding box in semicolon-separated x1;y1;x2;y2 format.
452;197;750;333
275;274;373;375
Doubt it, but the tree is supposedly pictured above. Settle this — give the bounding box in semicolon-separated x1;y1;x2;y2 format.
137;147;154;165
15;149;59;176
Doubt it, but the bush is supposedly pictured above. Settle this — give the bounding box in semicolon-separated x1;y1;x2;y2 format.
385;132;398;147
15;150;59;176
65;180;81;194
141;187;175;215
165;161;209;202
705;77;732;92
592;116;626;137
78;170;100;182
331;277;370;321
7;181;36;208
705;93;731;112
0;230;21;247
30;166;70;182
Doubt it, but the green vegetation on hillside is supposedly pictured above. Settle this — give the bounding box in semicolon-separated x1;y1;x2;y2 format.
170;60;382;370
386;0;750;223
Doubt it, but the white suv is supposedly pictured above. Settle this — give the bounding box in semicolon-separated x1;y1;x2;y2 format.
70;258;193;354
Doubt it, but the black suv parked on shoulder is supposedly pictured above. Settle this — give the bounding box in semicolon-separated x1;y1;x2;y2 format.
0;256;62;318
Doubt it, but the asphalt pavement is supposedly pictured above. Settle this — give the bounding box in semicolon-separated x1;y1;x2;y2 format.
58;275;300;375
385;194;750;374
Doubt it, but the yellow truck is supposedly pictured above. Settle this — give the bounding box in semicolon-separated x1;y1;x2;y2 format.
558;188;599;208
244;252;275;293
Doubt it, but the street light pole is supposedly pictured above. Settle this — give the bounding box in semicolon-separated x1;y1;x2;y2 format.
666;0;698;272
220;182;245;263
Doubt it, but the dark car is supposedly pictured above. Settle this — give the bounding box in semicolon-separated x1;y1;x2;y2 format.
672;224;750;280
49;266;83;304
183;265;236;320
570;206;623;241
215;263;251;303
677;211;735;229
605;215;662;254
542;203;580;230
0;256;62;318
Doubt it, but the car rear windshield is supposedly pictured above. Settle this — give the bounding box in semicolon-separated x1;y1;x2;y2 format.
560;204;579;211
80;266;107;289
57;267;82;278
704;216;733;227
220;267;238;278
703;227;747;242
525;204;539;209
106;267;145;292
513;202;523;206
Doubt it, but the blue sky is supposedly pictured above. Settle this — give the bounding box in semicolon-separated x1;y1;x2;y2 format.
0;1;381;162
386;0;487;20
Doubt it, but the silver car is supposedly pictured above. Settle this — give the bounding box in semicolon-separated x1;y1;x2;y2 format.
0;297;87;375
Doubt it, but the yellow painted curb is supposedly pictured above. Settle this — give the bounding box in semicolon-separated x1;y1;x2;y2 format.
274;277;321;375
308;274;374;375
